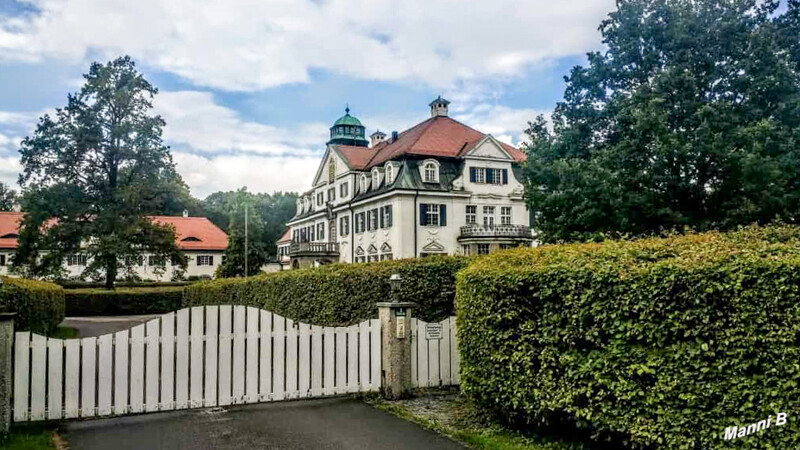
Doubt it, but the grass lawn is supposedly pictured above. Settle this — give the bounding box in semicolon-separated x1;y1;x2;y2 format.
50;326;79;339
0;425;55;450
369;392;588;450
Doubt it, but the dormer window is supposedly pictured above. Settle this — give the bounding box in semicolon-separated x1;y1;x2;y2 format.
422;160;439;183
181;236;201;242
385;164;394;185
0;233;18;239
360;174;369;192
371;168;382;190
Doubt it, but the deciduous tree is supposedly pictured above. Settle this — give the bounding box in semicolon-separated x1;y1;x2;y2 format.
524;0;800;242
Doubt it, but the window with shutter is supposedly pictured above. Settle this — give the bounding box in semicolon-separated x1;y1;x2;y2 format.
419;204;428;225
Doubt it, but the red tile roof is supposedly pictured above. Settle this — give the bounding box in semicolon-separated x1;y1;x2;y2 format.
0;212;23;249
148;216;229;251
277;228;292;244
0;213;228;251
333;116;526;170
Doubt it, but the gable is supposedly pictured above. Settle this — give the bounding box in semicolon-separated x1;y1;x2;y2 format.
312;147;349;186
421;241;445;252
464;135;513;160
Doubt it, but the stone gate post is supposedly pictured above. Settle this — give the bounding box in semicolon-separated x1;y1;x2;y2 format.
0;312;15;434
377;273;416;399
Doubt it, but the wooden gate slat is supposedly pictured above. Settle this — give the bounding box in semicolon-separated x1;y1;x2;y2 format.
410;319;418;388
218;305;232;406
428;322;441;387
145;319;160;412
13;332;30;422
272;314;286;401
285;319;297;399
334;327;346;394
440;318;452;386
80;337;97;417
175;309;189;409
450;317;460;385
259;311;272;401
358;321;370;391
245;307;259;403
323;327;334;396
189;307;204;408
160;312;175;411
232;306;246;403
97;334;113;416
346;325;358;393
114;330;129;415
370;319;381;391
130;325;145;413
47;338;63;420
311;325;323;397
64;339;80;419
204;306;218;407
416;320;428;388
297;323;310;398
30;334;47;421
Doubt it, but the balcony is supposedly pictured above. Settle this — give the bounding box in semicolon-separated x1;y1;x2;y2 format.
458;224;533;242
288;241;340;257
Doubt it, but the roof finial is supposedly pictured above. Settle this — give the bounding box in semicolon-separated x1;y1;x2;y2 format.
345;103;350;115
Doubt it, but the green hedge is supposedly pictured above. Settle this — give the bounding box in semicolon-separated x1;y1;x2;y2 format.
0;276;65;335
65;286;185;316
456;225;800;449
59;281;195;289
183;256;470;325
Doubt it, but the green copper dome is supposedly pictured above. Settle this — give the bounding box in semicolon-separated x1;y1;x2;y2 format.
327;105;369;147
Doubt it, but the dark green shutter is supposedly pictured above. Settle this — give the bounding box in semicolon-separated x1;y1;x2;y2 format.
486;168;494;184
379;207;385;228
388;206;393;227
420;204;428;225
440;204;447;226
470;167;477;182
209;256;214;266
502;169;508;184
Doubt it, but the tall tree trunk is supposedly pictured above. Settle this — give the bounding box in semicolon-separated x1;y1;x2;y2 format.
105;258;117;289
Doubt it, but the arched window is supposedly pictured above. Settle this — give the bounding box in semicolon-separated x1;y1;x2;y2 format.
328;158;336;183
423;160;439;183
385;164;394;185
360;174;368;192
372;168;381;190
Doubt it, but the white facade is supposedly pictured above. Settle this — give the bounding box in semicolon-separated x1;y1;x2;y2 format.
284;101;533;268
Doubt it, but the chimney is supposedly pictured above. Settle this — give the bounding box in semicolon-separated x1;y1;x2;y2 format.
429;96;450;117
370;130;387;147
391;131;399;142
182;210;189;218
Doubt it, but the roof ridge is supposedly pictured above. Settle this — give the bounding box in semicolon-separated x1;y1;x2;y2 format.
365;116;437;167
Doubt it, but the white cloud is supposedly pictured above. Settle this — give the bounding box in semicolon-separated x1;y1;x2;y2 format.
0;156;21;187
173;152;317;198
454;104;548;146
154;91;328;155
0;0;613;91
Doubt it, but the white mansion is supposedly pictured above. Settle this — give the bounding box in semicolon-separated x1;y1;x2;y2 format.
278;97;534;269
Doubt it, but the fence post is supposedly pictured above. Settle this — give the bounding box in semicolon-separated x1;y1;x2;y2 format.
377;273;416;399
0;312;14;433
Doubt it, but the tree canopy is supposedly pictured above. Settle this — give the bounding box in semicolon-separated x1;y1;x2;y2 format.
0;182;17;211
214;189;271;278
14;56;187;287
524;0;800;243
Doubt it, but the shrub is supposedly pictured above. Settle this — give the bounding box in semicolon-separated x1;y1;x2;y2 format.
0;276;65;335
456;225;800;449
58;280;195;289
65;286;185;316
183;256;470;325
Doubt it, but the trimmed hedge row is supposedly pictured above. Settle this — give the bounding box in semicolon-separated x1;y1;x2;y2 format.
65;287;185;316
183;256;470;325
456;225;800;449
0;276;65;335
59;281;195;289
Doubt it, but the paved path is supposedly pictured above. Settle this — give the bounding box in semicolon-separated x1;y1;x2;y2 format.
61;315;162;337
62;397;464;450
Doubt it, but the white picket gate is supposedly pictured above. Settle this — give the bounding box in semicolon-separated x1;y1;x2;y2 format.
12;306;381;422
410;317;460;388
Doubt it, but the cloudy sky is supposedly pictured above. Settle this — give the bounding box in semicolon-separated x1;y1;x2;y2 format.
0;0;615;198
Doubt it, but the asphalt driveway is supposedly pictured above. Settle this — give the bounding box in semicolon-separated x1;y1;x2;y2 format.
60;315;162;337
62;397;464;450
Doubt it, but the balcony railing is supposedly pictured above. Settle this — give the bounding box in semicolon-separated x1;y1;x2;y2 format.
289;241;340;256
459;224;533;240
